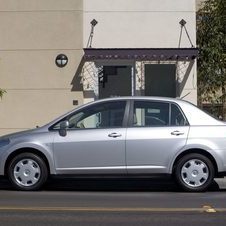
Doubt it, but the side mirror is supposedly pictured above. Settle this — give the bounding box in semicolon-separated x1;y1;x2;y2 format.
59;120;69;137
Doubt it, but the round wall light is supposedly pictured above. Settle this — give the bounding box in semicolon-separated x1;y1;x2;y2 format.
55;54;68;68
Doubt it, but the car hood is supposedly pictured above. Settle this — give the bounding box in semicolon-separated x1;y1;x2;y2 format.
0;127;46;140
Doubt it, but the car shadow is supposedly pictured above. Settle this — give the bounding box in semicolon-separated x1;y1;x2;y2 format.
0;177;222;192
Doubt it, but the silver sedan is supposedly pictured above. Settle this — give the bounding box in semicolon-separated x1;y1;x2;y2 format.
0;97;226;192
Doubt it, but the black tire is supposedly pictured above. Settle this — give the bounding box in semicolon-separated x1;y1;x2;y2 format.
7;153;48;191
174;153;215;192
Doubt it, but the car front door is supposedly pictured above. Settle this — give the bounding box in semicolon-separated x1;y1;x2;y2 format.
53;100;128;174
126;100;189;174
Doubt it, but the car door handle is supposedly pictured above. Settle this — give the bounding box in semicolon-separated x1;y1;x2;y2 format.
108;133;122;138
171;131;184;136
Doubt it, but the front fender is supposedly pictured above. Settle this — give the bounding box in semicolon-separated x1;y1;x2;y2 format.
0;141;56;176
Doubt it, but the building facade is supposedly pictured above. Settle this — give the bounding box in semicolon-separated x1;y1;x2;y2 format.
0;0;197;135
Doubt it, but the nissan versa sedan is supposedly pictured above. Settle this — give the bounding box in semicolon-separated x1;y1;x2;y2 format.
0;97;226;192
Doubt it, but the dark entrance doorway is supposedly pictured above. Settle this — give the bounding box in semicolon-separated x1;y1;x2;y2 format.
145;64;176;97
98;66;132;99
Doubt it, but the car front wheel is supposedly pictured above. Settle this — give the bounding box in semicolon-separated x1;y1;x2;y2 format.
175;153;215;192
7;153;48;191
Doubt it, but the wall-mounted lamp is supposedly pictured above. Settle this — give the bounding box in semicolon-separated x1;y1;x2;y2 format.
55;54;68;68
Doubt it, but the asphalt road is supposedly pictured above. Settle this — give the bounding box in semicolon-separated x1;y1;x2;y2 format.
0;178;226;226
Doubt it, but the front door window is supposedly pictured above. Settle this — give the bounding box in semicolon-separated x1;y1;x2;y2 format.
67;101;126;129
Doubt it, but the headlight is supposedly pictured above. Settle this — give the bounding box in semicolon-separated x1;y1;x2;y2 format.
0;138;10;148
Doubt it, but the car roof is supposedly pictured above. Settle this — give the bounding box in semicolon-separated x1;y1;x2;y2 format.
92;96;183;104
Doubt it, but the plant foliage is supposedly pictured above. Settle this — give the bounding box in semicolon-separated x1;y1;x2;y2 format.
197;0;226;106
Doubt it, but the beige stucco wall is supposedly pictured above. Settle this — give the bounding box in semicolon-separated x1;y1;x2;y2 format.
83;0;196;48
0;0;84;135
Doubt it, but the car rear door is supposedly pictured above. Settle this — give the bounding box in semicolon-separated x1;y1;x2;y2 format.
126;100;189;174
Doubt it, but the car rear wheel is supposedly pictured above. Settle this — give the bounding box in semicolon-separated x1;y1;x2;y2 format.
7;153;48;191
175;153;215;192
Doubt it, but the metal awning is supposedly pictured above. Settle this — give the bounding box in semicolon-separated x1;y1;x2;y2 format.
83;48;198;61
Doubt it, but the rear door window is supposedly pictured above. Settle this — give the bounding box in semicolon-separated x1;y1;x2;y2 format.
132;101;188;127
133;101;169;127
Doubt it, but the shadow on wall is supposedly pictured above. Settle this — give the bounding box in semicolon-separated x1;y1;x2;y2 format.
70;57;97;99
71;57;84;92
176;60;195;97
